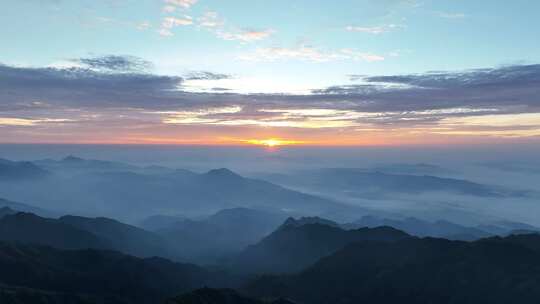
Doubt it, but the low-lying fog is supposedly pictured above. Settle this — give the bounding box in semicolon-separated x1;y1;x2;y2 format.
1;143;539;226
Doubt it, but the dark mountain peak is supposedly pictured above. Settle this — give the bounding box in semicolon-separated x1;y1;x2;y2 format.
233;218;409;274
205;168;242;179
62;155;85;162
280;216;339;229
354;225;411;238
282;217;297;227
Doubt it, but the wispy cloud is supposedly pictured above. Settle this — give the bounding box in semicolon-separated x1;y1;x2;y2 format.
164;0;198;9
0;117;73;126
217;28;275;42
196;11;274;43
72;55;153;73
1;58;540;142
238;46;385;62
437;12;466;19
136;21;151;30
198;11;223;28
345;24;403;34
159;16;193;36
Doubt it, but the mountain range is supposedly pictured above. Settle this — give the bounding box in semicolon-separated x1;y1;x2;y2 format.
231;217;409;274
0;157;365;222
256;168;528;199
246;234;540;304
0;242;235;304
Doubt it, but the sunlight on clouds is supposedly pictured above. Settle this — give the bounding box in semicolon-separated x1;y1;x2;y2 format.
434;113;540;137
238;46;385;63
160;106;242;124
0;118;73;126
441;113;540;127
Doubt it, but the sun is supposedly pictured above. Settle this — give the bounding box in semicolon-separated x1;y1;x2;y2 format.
244;138;304;147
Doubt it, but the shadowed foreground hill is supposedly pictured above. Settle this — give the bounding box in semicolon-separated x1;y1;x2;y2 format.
246;234;540;304
0;213;109;250
232;218;409;274
0;242;235;304
0;212;182;260
59;215;178;259
166;288;295;304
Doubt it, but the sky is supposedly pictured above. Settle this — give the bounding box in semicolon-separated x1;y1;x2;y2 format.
0;0;539;146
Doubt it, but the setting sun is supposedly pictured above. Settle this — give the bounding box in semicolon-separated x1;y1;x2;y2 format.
244;138;305;147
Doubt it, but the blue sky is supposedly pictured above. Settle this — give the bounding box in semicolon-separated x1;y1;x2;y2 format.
3;0;540;92
0;0;539;145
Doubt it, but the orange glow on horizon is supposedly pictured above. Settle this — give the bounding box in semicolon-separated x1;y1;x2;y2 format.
242;138;307;147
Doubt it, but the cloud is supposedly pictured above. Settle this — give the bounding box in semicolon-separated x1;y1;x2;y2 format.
438;12;466;19
164;0;197;9
196;11;273;43
136;21;151;30
0;118;73;126
185;71;233;81
73;55;153;73
158;16;193;36
198;11;223;28
217;29;275;42
345;24;403;34
238;46;385;62
1;60;540;141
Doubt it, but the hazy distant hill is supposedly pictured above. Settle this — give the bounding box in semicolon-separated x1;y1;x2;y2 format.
34;156;138;177
0;213;109;250
344;215;492;241
0;159;49;180
369;163;456;176
257;168;525;198
158;208;288;263
232;219;409;274
246;234;540;304
0;198;59;218
59;215;179;259
138;214;187;231
0;158;359;222
0;242;233;304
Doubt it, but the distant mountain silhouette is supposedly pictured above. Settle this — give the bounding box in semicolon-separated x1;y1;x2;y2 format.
34;156;138;177
0;160;354;222
281;216;340;228
246;234;540;304
232;219;409;274
0;197;58;218
0;159;49;180
258;168;525;198
59;215;179;259
158;208;288;263
0;213;109;250
166;288;295;304
0;242;235;304
344;215;492;241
